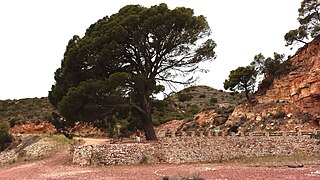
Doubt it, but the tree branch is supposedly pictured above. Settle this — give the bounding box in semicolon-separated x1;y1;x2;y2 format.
155;77;192;85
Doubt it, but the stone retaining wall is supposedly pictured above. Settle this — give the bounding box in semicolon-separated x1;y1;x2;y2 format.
73;131;320;166
73;143;160;166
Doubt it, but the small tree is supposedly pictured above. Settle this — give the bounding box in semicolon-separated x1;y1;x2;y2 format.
250;52;286;93
250;52;285;79
284;0;320;46
223;66;256;102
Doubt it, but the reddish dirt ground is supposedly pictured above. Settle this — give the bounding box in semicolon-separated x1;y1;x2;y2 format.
0;147;319;180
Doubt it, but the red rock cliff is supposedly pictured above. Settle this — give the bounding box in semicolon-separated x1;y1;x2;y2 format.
228;37;320;132
259;37;320;115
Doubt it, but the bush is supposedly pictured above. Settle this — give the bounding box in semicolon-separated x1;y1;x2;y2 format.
229;125;239;133
199;94;206;98
210;97;218;103
0;121;12;150
152;118;160;126
178;93;193;102
311;132;320;139
189;104;200;115
257;77;274;95
272;111;286;119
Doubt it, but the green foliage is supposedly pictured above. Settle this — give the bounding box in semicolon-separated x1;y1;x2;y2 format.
250;52;288;94
0;121;12;150
210;97;218;103
284;27;308;46
311;132;320;139
272;111;286;119
178;93;193;102
48;3;216;140
150;99;188;125
229;125;239;133
224;66;256;101
188;104;200;115
118;113;142;138
41;134;76;144
57;77;130;125
199;94;206;98
150;86;243;127
152;118;161;126
257;77;274;94
251;52;285;79
284;0;320;46
153;85;165;94
0;98;55;127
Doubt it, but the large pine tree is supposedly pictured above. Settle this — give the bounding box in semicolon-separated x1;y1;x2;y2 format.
49;4;216;140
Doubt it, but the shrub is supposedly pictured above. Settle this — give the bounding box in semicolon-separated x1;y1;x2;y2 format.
311;132;320;139
199;94;206;98
210;97;218;103
152;118;160;126
272;111;286;119
189;104;200;115
257;77;274;95
178;93;193;102
0;121;13;150
229;125;239;133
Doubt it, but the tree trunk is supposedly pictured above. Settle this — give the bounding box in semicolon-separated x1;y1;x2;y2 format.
140;105;157;140
136;84;157;141
244;88;250;103
244;86;254;108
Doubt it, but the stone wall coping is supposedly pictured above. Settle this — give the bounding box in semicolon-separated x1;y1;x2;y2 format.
160;130;320;138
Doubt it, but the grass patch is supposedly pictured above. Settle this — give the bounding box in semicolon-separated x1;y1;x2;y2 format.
224;153;320;166
41;134;83;146
41;134;71;143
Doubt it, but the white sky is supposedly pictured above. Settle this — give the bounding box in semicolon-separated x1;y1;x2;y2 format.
0;0;301;100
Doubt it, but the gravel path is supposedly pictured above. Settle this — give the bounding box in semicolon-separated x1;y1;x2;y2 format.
0;154;319;179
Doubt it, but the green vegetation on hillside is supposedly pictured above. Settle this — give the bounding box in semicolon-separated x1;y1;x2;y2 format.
151;86;244;129
0;97;54;127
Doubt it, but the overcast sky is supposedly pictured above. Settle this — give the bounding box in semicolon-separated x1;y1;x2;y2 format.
0;0;301;100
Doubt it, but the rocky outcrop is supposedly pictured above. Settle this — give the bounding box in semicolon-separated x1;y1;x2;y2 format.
0;135;63;164
228;37;320;132
258;37;320;115
9;121;56;134
156;120;183;137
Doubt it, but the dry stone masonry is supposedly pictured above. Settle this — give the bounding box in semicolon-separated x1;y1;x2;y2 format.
73;131;320;166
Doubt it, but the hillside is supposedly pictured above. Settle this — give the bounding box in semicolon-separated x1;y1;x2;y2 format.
0;86;244;136
0;97;53;123
155;86;245;133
